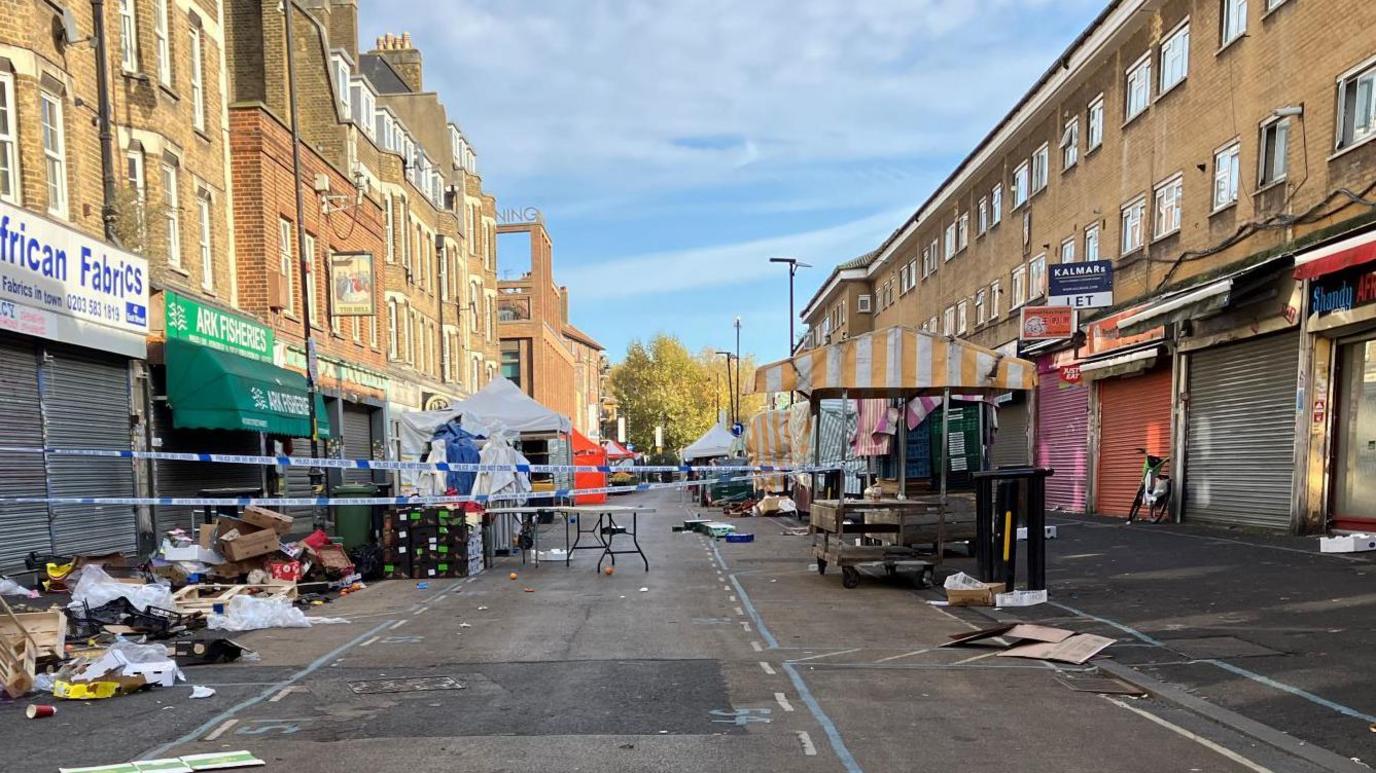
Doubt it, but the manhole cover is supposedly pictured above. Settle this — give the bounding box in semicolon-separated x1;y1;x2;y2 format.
1055;676;1147;695
1161;636;1284;659
348;676;466;694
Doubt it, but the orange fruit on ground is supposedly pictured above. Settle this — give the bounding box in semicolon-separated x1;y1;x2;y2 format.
508;572;518;580
603;566;615;576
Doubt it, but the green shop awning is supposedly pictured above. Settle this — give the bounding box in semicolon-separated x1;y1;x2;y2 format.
165;337;332;438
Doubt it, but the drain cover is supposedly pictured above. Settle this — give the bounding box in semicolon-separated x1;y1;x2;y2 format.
1161;636;1284;659
348;676;466;694
1055;676;1147;696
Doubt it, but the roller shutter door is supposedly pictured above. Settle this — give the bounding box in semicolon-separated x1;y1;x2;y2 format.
1095;368;1173;517
152;400;264;535
0;338;50;572
991;399;1030;468
341;403;376;484
1035;378;1089;512
42;345;137;556
1184;334;1298;530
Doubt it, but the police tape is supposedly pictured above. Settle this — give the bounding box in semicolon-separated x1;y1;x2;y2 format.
0;472;781;508
0;446;836;476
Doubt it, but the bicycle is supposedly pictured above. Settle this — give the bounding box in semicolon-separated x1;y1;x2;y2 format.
1126;447;1172;524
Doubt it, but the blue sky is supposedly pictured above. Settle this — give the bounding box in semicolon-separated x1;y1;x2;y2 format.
361;1;1105;365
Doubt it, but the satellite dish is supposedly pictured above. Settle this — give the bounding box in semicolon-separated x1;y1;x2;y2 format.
52;6;83;50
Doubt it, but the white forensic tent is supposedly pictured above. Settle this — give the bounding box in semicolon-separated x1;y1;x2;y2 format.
398;377;571;459
682;423;738;462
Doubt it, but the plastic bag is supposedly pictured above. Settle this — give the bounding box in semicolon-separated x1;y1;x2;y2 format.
106;637;172;664
943;572;984;591
67;565;175;613
207;596;349;631
0;577;38;598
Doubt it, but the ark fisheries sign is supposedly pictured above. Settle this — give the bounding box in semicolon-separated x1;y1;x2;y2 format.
1311;264;1376;316
164;290;273;362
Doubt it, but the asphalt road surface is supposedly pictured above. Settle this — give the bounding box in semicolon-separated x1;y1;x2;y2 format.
3;489;1353;772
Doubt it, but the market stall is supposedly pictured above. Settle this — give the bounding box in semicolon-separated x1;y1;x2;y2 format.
752;325;1037;589
683;424;748;506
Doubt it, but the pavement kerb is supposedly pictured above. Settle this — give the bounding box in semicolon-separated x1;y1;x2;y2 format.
930;594;1369;773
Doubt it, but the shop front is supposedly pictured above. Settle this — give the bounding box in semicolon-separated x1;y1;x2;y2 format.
1294;227;1376;532
1033;350;1089;513
0;202;150;571
1077;307;1171;518
280;345;387;507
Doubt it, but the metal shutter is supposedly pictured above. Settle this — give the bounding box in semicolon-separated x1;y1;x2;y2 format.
1035;379;1089;512
341;403;375;484
1184;334;1298;530
0;338;50;572
1095;368;1173;517
152;402;264;534
991;399;1030;468
42;346;137;556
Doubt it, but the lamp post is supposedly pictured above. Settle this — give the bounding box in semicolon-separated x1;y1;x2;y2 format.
733;317;742;425
769;258;810;406
715;350;736;426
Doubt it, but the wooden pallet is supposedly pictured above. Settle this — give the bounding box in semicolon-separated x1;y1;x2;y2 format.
172;583;297;613
0;596;39;699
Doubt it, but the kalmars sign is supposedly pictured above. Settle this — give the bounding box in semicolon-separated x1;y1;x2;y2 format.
0;201;149;357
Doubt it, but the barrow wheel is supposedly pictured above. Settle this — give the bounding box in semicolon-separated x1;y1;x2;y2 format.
816;558;827;576
841;566;861;589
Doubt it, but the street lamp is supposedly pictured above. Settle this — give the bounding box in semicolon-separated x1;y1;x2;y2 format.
715;350;736;426
769;258;810;406
733;317;743;426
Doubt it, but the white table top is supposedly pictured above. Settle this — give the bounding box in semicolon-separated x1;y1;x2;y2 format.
557;505;656;514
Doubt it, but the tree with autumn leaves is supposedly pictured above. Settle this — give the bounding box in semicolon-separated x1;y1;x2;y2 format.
608;334;765;457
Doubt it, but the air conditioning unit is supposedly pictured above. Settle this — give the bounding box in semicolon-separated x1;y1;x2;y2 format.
267;271;291;310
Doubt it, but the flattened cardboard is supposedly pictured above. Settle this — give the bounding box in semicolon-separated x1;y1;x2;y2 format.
997;633;1116;664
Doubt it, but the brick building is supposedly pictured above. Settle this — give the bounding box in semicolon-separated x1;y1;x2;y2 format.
798;0;1376;534
497;215;604;438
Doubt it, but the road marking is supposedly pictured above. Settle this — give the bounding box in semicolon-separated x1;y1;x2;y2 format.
724;585;731;591
389;619;408;630
751;641;764;652
788;648;861;664
796;730;817;756
741;621;752;632
140;618;396;760
873;648;933;663
729;595;737;602
1104;697;1272;772
412;607;425;616
774;692;794;711
951;651;1001;665
203;719;238;741
734;606;745;616
267;686;301;703
358;636;380;648
759;661;776;675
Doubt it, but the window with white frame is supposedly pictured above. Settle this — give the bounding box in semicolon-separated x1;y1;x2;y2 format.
332;54;351;120
125;150;145;209
925;315;938;333
119;0;139;72
40;92;67;218
1336;61;1376;150
304;233;319;323
1160;20;1190;92
991;184;1003;224
977;197;988;234
351;80;376;139
1061;118;1079;169
1213;141;1241;209
922;245;936;277
0;74;19;204
387;299;398;358
1126;54;1152;120
1011;266;1027;309
1221;0;1247;47
857;294;872;313
1028;254;1047;300
1085;223;1101;261
278;218;293;312
162;163;180;266
1121;196;1146;253
1060;236;1076;264
1088;94;1105;149
370;308;378;349
1031;143;1049;192
943;306;956;336
958;213;969;250
975;289;987;326
944;222;957;260
1154;175;1183;238
189;25;205;131
1012;162;1030;207
1259;117;1290;186
154;0;171;86
384;194;395;262
990;280;1002;319
197;190;212;290
957;300;969;335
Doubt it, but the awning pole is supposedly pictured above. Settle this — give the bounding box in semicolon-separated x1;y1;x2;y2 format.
897;398;907;501
940;388;950;511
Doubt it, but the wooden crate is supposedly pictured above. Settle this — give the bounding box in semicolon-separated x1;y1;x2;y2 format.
0;598;58;698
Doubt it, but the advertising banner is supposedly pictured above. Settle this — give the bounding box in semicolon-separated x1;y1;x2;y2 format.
1020;305;1075;340
164;290;273;362
0;201;148;356
329;251;375;316
1048;260;1113;308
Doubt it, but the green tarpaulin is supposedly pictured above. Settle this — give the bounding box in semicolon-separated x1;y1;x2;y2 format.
165;337;331;438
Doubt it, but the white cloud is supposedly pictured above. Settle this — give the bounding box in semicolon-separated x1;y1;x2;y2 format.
557;206;910;301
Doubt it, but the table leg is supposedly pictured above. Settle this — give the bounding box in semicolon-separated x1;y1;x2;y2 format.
630;511;649;572
564;512;572;567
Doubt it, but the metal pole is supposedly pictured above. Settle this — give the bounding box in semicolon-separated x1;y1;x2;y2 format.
283;1;324;522
734;317;742;424
896;398;907;501
90;0;118;242
940;388;950;509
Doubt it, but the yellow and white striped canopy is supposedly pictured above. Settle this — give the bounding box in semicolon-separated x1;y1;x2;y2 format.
746;408;794;466
752;325;1037;397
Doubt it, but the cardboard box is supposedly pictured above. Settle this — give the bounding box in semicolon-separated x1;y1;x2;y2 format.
945;581;1007;607
198;524;218;549
218;526;280;562
242;505;294;535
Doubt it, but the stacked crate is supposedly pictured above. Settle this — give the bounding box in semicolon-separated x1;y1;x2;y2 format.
382;506;469;579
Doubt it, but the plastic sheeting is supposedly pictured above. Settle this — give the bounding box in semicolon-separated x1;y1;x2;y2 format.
472;430;533;504
682;424;738;461
67;565;175;613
